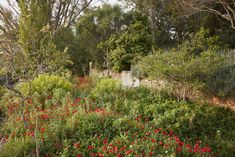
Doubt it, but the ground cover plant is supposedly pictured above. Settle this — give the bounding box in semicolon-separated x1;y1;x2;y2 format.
0;1;235;157
0;77;234;157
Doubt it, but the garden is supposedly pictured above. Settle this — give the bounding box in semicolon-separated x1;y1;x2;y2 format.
0;76;234;157
0;0;235;157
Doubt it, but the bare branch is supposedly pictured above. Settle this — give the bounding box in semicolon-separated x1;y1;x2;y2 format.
175;0;235;30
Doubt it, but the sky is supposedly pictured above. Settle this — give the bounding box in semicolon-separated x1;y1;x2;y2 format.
0;0;121;8
93;0;121;6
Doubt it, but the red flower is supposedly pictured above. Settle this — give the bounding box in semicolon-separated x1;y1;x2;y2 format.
103;139;108;145
174;136;180;143
77;154;82;157
72;110;78;114
27;131;34;137
120;146;126;151
151;138;157;143
40;114;50;120
98;154;104;157
207;147;212;152
178;142;184;147
194;144;199;149
154;129;160;134
158;141;163;145
116;154;122;157
177;147;182;152
125;150;133;155
114;146;118;153
87;145;93;150
201;147;211;153
74;98;82;103
40;127;46;133
108;149;113;153
47;95;52;100
74;143;80;149
162;131;167;136
55;143;62;149
27;98;33;104
194;149;200;153
186;144;191;148
101;146;106;151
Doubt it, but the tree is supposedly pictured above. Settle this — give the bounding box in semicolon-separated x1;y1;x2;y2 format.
0;0;96;33
73;4;128;73
99;12;152;71
18;0;68;75
119;0;174;50
0;1;83;155
175;0;235;30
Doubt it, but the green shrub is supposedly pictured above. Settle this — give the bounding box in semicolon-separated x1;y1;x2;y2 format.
137;28;235;98
205;56;235;97
90;78;121;99
0;86;6;98
16;74;72;108
0;137;34;157
18;74;72;96
104;86;235;155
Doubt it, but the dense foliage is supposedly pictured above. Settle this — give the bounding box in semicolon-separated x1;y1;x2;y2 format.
99;12;152;71
0;1;234;157
0;78;234;157
137;28;235;98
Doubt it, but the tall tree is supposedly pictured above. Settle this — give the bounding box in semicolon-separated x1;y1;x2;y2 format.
119;0;173;49
0;0;96;77
18;0;67;75
73;4;129;74
175;0;235;30
99;12;152;71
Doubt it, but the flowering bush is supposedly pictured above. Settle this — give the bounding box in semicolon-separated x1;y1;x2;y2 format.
0;80;234;157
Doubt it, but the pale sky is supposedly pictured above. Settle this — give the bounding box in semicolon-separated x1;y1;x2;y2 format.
0;0;121;7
